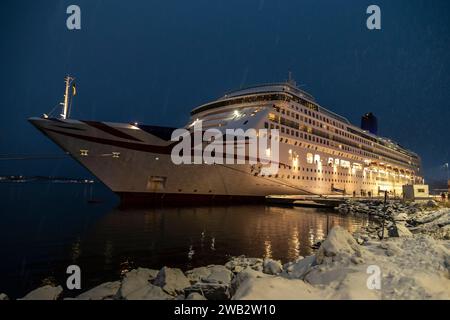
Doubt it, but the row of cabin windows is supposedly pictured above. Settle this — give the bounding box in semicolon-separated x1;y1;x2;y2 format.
256;173;377;185
264;118;412;168
275;105;413;165
280;105;346;130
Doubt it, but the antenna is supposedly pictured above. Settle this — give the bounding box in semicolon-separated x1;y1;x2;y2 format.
287;71;296;87
61;75;76;119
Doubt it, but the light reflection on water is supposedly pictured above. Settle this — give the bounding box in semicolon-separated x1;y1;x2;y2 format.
0;183;369;297
81;205;368;269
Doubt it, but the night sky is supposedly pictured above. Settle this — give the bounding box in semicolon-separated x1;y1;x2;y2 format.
1;0;449;182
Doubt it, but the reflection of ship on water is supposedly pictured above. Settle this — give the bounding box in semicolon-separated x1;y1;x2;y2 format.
71;206;369;277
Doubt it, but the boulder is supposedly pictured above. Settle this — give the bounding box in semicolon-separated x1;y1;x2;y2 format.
21;285;63;300
263;259;283;275
283;255;316;279
392;223;413;238
76;281;121;300
426;200;438;208
315;226;362;264
0;293;9;300
204;265;233;284
119;267;159;299
186;267;211;284
153;267;191;295
393;212;408;222
230;267;269;296
125;284;173;300
185;282;230;300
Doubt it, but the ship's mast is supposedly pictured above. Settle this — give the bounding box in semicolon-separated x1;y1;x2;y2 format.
61;75;75;119
287;71;296;87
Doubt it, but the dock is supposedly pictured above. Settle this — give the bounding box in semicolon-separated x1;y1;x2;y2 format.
265;195;387;208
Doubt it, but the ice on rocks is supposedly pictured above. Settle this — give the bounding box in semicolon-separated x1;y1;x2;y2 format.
76;281;121;300
153;267;191;295
21;285;63;300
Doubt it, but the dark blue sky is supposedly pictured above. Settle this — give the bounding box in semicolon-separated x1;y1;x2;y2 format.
1;0;449;181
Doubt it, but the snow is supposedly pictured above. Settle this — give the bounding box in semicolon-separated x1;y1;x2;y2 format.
0;293;9;300
315;226;363;264
263;258;283;275
232;276;322;300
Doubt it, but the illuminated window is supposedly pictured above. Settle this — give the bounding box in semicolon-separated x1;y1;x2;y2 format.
314;154;321;164
307;153;313;164
340;160;350;168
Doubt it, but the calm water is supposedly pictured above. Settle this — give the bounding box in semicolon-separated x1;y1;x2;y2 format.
0;182;368;298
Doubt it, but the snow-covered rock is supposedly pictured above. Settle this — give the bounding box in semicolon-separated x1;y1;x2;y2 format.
232;275;322;300
316;226;362;264
0;293;9;300
76;281;121;300
393;212;408;222
394;223;413;238
225;256;263;272
283;255;316;279
230;267;269;296
204;265;233;284
263;258;283;275
186;267;210;283
426;200;438;208
125;283;173;300
153;267;191;295
21;285;63;300
185;282;230;300
119;267;159;299
186;292;207;300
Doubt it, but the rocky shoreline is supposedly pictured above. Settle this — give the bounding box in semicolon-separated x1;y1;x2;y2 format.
2;200;449;300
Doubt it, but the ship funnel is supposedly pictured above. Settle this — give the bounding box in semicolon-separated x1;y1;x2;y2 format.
361;112;378;135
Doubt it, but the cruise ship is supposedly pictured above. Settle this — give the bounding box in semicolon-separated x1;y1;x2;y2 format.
29;76;423;204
